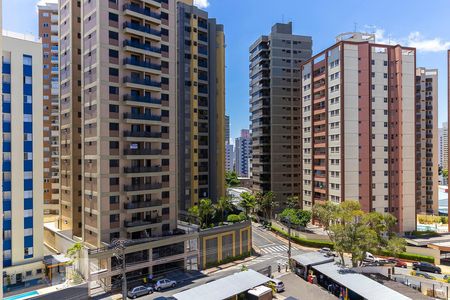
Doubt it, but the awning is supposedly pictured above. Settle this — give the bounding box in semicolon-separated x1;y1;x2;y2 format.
43;254;71;267
312;262;411;300
291;251;334;267
173;269;271;300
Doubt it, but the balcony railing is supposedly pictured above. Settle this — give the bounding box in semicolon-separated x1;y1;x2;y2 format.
124;216;162;227
124;148;162;156
123;22;161;37
123;131;162;138
123;58;161;71
123;4;161;19
123;94;161;105
123;76;161;88
124;182;162;192
123;40;161;54
124;199;163;210
123;166;162;173
123;112;161;121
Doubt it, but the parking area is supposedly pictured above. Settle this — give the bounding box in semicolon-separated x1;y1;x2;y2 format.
276;273;335;300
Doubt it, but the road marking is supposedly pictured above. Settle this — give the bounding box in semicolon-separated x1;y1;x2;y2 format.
253;228;277;244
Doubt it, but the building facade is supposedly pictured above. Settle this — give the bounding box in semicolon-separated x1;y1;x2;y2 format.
415;68;438;215
38;0;60;223
225;114;230;144
2;32;45;291
225;143;234;172
177;1;225;212
439;122;448;170
249;22;312;210
300;32;416;232
59;0;82;236
235;129;251;177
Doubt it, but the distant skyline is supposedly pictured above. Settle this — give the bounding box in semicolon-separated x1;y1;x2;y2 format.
3;0;450;140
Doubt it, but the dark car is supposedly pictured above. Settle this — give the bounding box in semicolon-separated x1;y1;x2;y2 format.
412;262;441;274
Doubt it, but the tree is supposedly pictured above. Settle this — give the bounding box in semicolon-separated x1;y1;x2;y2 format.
285;195;300;209
443;169;448;179
188;205;199;224
66;242;83;282
198;198;215;228
215;196;233;223
386;236;407;258
313;200;405;267
279;208;311;228
239;192;256;218
226;171;240;187
259;191;276;221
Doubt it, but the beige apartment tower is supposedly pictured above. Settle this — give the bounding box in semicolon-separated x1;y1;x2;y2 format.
59;0;82;235
415;68;438;215
300;33;416;232
249;22;312;210
38;0;60;222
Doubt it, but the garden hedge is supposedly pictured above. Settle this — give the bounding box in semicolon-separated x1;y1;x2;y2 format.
271;225;334;249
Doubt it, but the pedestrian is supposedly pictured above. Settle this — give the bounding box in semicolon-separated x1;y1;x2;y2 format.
278;263;281;273
285;263;288;272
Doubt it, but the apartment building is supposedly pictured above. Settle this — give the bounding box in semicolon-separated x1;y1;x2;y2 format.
54;0;212;288
38;0;60;223
225;143;234;172
1;31;45;292
177;1;225;212
235;129;251;177
0;2;3;297
439;122;448;170
415;68;438;215
300;32;416;232
59;0;82;236
249;22;312;209
225;114;230;144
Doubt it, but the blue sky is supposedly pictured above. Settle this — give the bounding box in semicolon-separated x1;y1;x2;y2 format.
4;0;450;141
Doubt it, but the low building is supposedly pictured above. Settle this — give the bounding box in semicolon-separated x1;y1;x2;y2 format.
199;220;252;269
173;269;271;300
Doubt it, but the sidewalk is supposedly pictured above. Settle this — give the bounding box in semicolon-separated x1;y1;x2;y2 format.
202;255;260;275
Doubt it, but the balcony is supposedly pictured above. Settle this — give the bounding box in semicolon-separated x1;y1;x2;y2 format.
124;216;162;228
123;112;161;122
124;199;163;210
123;40;161;55
124;182;162;192
123;22;161;38
123;58;161;71
124;148;162;156
124;94;161;105
123;166;162;173
123;76;161;88
123;4;161;20
123;131;162;139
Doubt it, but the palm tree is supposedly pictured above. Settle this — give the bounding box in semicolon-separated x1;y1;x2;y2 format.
239;192;256;218
198;198;215;228
216;196;233;223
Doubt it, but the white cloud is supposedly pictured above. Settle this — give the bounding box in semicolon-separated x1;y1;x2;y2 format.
194;0;210;9
369;26;450;52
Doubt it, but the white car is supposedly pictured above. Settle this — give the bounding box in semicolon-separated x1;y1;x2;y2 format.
154;278;177;291
268;279;285;292
127;285;153;299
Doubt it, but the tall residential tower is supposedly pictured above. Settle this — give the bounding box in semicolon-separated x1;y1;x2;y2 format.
249;22;312;209
300;32;416;232
38;0;60;222
177;1;225;212
235;129;251;177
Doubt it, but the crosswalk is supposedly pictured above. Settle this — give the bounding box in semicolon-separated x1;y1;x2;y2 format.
260;244;289;254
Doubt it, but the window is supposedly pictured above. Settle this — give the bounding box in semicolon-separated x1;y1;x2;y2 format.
23;56;32;66
108;12;118;22
109;49;118;58
110;214;119;222
109;178;119;185
109;68;119;76
24;247;33;256
109;123;119;130
109;31;118;40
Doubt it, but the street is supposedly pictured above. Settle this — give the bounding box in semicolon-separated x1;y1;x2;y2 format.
134;223;309;299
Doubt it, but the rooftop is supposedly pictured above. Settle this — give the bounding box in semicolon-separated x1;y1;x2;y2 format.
173;269;271;300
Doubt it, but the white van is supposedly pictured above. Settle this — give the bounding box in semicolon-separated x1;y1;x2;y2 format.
269;279;285;292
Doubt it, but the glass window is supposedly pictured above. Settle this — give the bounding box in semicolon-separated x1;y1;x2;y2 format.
24;228;33;236
24;76;32;84
24;190;32;198
24;247;33;256
24;171;33;180
24;209;33;217
3;230;11;240
24;95;32;103
3;250;12;259
24;114;32;122
23;56;32;66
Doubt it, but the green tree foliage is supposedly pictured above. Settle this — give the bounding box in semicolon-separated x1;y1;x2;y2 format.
226;171;240;187
215;196;234;223
443;169;448;179
256;191;276;220
285;195;301;209
279;208;311;227
239;192;256;217
386;236;407;258
189;199;216;228
313;200;404;267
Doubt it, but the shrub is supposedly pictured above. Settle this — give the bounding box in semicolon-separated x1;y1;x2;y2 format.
227;214;241;223
409;230;439;238
377;249;435;263
417;214;446;225
271;225;333;249
238;212;247;221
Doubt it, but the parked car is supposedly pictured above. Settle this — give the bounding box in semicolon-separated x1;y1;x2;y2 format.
412;262;441;274
268;279;285;292
127;285;153;299
154;278;177;291
318;247;337;257
364;252;380;263
387;257;407;268
415;271;436;280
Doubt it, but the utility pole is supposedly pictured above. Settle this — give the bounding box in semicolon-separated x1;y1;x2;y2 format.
112;239;128;300
287;217;292;270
